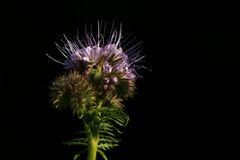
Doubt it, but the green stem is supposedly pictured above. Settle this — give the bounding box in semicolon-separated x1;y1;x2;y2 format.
87;135;99;160
83;102;102;160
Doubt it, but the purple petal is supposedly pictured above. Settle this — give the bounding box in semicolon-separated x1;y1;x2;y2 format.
103;62;112;73
112;76;118;83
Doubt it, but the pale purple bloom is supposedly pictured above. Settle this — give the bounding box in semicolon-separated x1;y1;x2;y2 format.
51;23;144;82
125;70;136;80
103;62;113;73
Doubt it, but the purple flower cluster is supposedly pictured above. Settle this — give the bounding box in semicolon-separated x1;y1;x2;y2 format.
55;27;142;84
47;24;144;96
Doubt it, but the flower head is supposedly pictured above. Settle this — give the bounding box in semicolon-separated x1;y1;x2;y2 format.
49;23;144;112
53;24;143;81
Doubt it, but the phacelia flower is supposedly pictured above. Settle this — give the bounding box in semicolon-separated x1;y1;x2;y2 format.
51;24;143;81
48;23;145;160
49;23;144;111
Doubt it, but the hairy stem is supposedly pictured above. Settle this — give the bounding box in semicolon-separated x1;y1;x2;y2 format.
87;135;99;160
83;107;100;160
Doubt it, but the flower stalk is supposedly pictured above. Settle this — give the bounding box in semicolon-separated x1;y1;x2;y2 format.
87;134;99;160
83;120;99;160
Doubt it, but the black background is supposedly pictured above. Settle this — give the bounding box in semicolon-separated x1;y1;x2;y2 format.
1;1;240;159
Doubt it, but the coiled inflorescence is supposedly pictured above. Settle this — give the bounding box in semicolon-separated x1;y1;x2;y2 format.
49;24;143;114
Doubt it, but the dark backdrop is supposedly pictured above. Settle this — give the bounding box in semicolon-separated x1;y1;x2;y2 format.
1;1;239;159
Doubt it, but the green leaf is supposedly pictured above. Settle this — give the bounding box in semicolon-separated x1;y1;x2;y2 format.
98;149;108;160
73;154;80;160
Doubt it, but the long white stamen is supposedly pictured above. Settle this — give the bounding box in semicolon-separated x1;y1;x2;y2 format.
55;43;69;58
46;54;64;65
116;23;122;46
97;20;100;46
